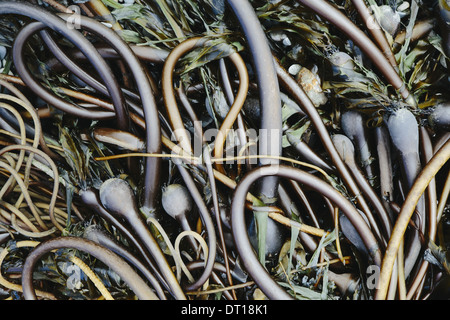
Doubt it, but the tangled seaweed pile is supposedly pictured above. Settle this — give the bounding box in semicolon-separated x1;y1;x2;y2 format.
0;0;448;300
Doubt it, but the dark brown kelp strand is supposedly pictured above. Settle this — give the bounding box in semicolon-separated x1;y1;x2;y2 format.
0;0;447;301
231;165;382;299
21;237;158;300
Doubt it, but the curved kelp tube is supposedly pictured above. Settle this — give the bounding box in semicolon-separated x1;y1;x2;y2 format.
161;36;248;161
376;139;450;300
231;165;382;300
295;0;415;106
2;2;125;124
274;59;378;239
79;188;171;296
174;164;218;292
341;110;376;183
1;2;162;215
83;224;167;300
332;134;392;243
387;107;425;278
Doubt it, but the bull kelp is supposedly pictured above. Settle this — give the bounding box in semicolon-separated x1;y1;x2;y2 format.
0;0;448;301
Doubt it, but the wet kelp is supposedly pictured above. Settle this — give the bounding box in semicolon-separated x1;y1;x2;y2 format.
0;0;448;300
